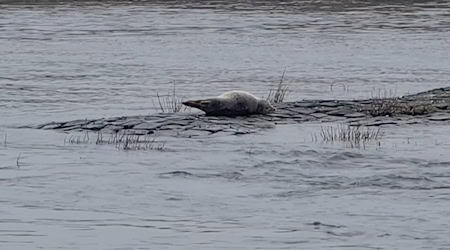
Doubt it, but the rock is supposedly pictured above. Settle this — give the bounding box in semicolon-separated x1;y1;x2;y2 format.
293;102;319;108
178;129;211;138
310;113;328;119
314;106;337;113
59;119;90;128
133;123;160;130
124;129;153;135
326;109;351;117
39;122;62;130
319;101;340;107
344;112;367;118
102;125;124;132
83;122;106;131
120;119;144;129
273;113;295;119
365;121;398;127
429;116;450;121
434;103;448;110
34;86;450;136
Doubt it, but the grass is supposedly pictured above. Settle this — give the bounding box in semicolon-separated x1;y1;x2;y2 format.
153;83;188;113
65;131;166;151
16;152;21;168
368;98;435;117
367;88;435;117
96;132;166;151
267;67;290;104
313;124;384;148
65;132;90;144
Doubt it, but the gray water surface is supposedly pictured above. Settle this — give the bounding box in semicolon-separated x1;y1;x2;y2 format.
1;1;450;249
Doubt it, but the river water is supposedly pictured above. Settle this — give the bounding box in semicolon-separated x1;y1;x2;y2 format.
1;1;450;249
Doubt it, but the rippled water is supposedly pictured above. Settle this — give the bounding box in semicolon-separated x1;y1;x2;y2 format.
1;1;450;249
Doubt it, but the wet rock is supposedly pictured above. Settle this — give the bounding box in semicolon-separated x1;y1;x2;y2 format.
310;113;328;119
106;117;125;122
319;101;340;107
178;129;211;138
272;113;294;119
434;103;448;110
344;112;367;118
102;125;124;133
83;122;106;131
132;123;160;131
120;119;145;129
326;109;351;117
124;129;152;135
35;86;450;136
405;119;422;125
295;109;317;115
59;119;90;128
313;106;337;113
429;115;450;121
40;122;63;130
293;102;319;108
233;130;252;135
204;128;224;134
365;120;398;127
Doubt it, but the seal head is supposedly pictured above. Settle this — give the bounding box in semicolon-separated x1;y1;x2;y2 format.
256;99;276;114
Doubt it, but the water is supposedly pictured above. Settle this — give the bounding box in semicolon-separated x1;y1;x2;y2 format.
1;1;450;249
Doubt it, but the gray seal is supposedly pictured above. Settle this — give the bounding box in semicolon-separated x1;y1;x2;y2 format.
182;90;276;116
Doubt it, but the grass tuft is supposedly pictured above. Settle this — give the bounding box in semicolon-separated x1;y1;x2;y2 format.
96;132;166;151
153;83;188;113
313;124;383;148
16;152;21;168
367;88;435;117
267;68;290;104
65;131;165;151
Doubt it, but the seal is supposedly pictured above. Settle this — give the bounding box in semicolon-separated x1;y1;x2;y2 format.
182;90;276;116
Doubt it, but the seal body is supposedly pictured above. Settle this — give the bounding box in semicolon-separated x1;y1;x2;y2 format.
182;90;276;116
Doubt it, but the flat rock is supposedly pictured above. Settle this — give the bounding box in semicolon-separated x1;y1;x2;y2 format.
365;120;399;127
40;122;63;130
318;101;340;107
326;109;351;117
429;116;450;121
34;86;450;137
310;113;328;119
434;103;448;110
83;122;106;131
133;123;160;130
344;112;367;118
59;119;89;128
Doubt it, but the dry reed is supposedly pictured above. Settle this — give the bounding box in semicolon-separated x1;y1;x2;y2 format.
267;68;290;104
96;132;166;151
367;88;434;117
314;124;384;148
153;83;188;113
16;152;21;168
65;131;165;151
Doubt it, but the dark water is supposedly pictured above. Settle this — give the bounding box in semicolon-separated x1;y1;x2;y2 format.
1;1;450;249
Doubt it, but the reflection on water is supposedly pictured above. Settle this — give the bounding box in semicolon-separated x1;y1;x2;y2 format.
0;1;450;249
